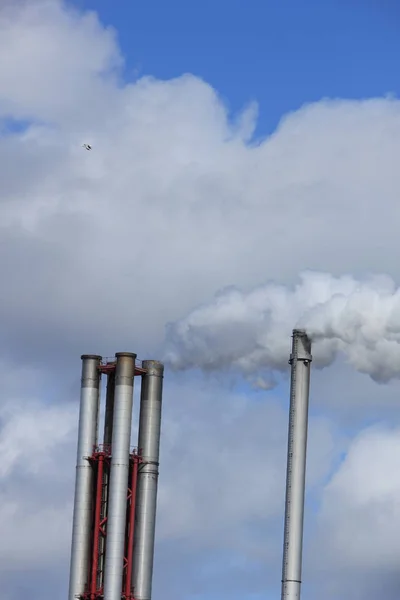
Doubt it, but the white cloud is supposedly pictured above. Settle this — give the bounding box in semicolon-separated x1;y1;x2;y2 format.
0;0;121;123
1;1;400;599
163;270;400;384
308;425;400;598
0;396;76;569
0;400;74;477
318;425;400;569
2;2;400;369
156;383;288;550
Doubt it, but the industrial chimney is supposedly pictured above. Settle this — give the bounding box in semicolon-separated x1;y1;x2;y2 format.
68;353;164;600
281;329;312;600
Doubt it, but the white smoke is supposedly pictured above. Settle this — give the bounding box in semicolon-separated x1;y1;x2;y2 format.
163;271;400;384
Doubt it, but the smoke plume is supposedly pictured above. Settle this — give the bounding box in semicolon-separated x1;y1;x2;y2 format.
164;271;400;385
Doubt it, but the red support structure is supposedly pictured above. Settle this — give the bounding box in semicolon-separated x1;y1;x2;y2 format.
124;453;140;599
90;453;104;600
81;446;140;600
82;446;111;600
98;360;147;377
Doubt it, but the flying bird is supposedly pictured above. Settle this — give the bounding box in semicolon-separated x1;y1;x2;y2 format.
82;143;92;151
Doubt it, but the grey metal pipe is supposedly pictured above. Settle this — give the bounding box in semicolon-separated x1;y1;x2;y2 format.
103;353;136;600
132;360;164;600
281;330;312;600
68;354;102;600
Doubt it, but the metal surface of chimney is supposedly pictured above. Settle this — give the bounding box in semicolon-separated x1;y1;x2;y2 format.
103;353;136;600
281;330;312;600
68;355;102;600
132;360;164;600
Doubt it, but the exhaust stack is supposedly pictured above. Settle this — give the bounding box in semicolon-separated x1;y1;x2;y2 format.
68;353;165;600
103;353;136;600
281;330;312;600
132;360;164;600
68;355;102;600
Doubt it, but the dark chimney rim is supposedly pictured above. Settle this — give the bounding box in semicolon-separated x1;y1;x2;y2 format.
115;352;137;359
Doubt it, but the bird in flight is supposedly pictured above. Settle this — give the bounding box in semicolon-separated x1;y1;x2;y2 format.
82;143;92;151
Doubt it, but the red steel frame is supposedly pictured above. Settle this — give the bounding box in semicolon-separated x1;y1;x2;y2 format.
83;446;111;600
98;360;146;377
82;447;141;600
123;452;141;600
90;452;104;599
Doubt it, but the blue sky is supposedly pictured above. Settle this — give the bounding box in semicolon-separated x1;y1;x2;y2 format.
74;0;400;134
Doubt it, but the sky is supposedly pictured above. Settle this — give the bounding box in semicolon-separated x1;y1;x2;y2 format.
2;1;400;599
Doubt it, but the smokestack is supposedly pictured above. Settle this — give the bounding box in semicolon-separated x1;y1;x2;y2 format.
281;330;312;600
103;353;137;600
68;354;102;600
132;360;164;600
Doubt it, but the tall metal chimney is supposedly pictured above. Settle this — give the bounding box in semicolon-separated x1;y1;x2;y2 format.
281;329;312;600
132;360;164;600
68;355;102;600
103;353;137;600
